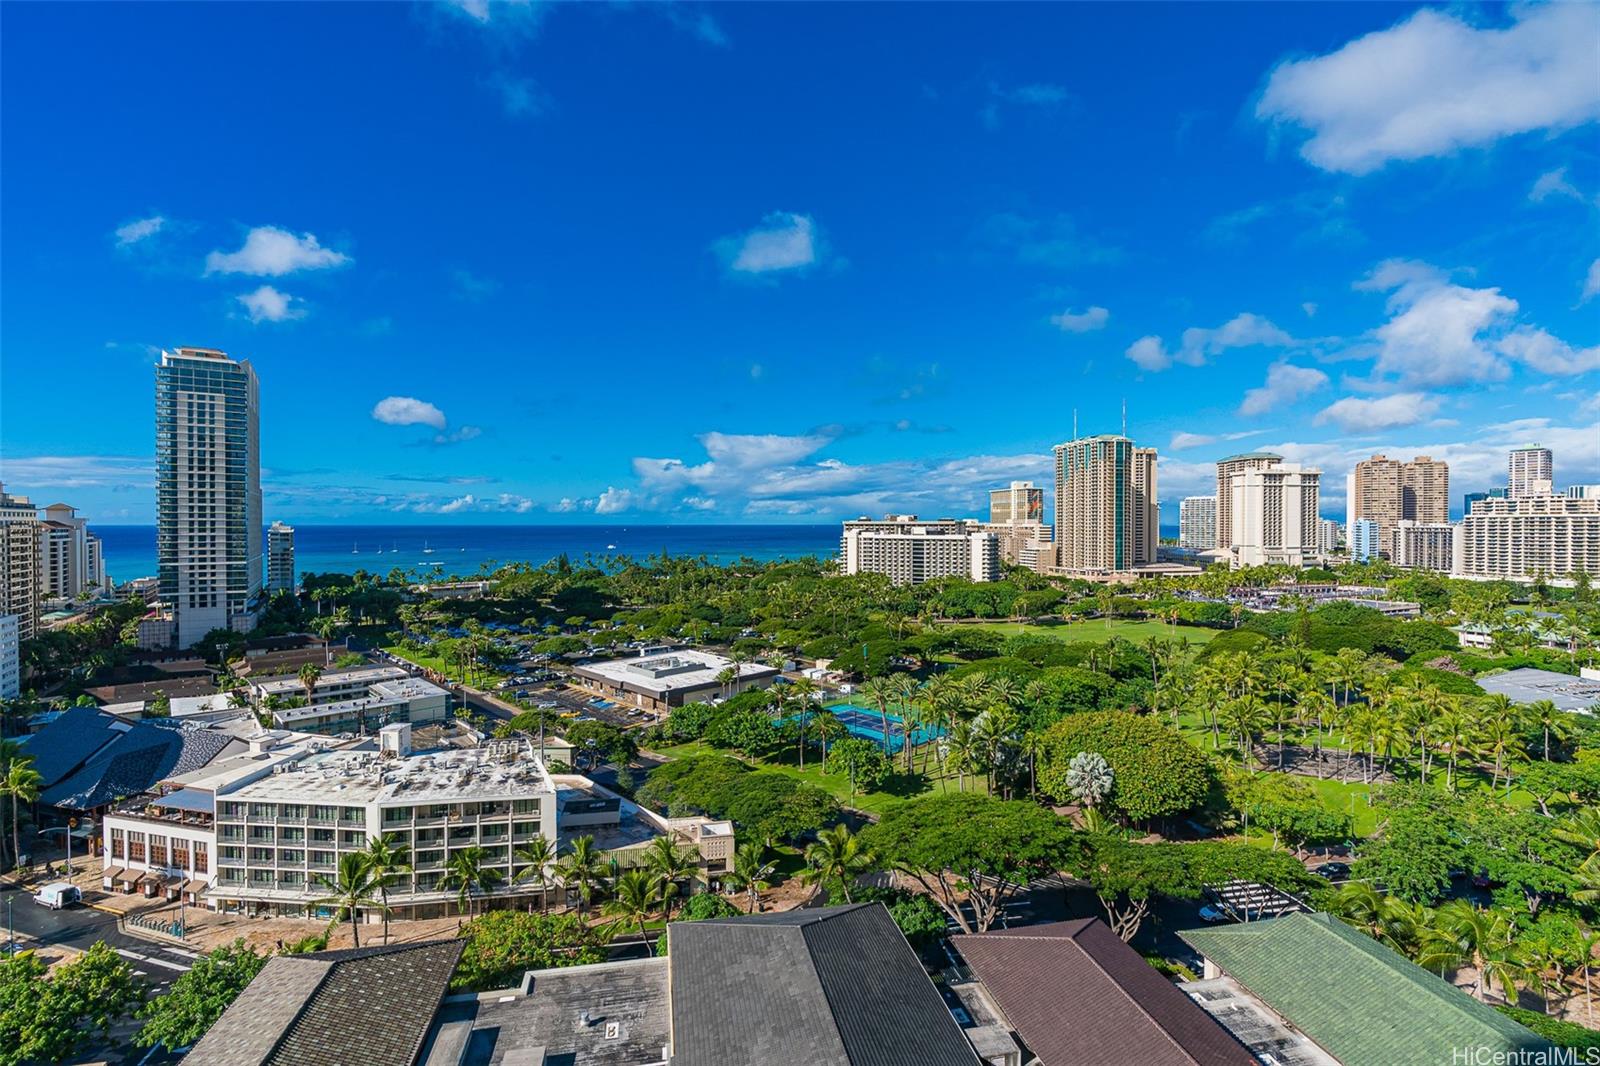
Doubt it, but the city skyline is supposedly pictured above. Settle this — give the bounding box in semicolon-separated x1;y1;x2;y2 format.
2;3;1597;524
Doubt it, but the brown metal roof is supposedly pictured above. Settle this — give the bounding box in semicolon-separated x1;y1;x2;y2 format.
952;919;1257;1066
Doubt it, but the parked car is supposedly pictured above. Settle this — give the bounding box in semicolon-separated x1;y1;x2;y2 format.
1197;904;1229;923
34;882;81;910
1314;862;1352;882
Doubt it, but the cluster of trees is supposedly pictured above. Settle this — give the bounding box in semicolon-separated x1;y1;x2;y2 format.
636;755;840;842
1327;882;1600;1015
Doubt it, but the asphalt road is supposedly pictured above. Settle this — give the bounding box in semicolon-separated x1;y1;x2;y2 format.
0;883;197;988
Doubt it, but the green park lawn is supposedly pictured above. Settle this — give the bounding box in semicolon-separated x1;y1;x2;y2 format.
953;618;1221;645
652;739;987;817
381;645;509;688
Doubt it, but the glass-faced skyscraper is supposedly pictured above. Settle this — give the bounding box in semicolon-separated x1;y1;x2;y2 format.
156;347;262;648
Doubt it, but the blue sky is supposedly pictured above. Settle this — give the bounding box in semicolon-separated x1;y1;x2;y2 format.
2;1;1596;524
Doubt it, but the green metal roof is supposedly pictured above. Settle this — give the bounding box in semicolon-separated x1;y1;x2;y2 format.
1181;913;1550;1065
1216;452;1284;463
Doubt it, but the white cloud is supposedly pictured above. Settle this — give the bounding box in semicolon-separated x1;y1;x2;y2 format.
1257;5;1600;174
1301;302;1318;317
372;396;447;430
1238;362;1330;416
114;215;165;247
496;493;535;514
1126;313;1293;372
1125;336;1171;371
1497;327;1600;376
1314;392;1441;432
438;494;477;514
1179;313;1294;365
205;226;350;276
1168;430;1267;452
1357;259;1516;386
1530;167;1584;203
595;487;635;514
1583;259;1600;304
434;426;483;445
1050;306;1109;333
718;212;819;275
236;285;305;324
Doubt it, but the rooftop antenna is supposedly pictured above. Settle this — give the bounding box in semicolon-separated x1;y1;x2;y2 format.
1073;409;1078;441
1121;398;1127;439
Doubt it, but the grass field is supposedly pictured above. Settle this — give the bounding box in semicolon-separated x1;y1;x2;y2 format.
952;618;1221;645
652;740;987;816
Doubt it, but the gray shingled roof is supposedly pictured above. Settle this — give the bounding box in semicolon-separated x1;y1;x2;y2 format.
18;706;124;786
38;719;236;810
953;919;1258;1066
186;939;465;1066
668;902;979;1066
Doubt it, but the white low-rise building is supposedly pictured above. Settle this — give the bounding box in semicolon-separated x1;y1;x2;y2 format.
102;727;335;904
573;649;779;712
248;664;409;707
269;676;449;735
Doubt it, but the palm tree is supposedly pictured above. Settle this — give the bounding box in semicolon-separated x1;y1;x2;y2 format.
892;673;921;774
513;836;557;913
359;833;411;945
603;869;660;948
556;834;609;919
723;842;776;913
860;676;898;758
1063;752;1114;814
1418;901;1529;1003
313;852;387;949
789;676;819;769
642;835;697;921
297;663;323;705
443;846;504;917
3;757;41;876
1524;699;1571;762
799;824;875;904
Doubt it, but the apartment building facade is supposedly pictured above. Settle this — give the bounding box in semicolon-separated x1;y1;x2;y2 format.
1226;463;1321;569
266;521;296;595
0;484;40;642
1458;496;1600;580
1179;496;1216;551
989;481;1044;525
1214;454;1282;553
840;516;1000;584
1390;521;1457;573
1508;445;1554;498
1055;435;1156;574
1350;454;1450;555
156;347;263;648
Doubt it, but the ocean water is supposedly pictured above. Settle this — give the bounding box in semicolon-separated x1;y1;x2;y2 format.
94;524;843;583
96;522;1185;584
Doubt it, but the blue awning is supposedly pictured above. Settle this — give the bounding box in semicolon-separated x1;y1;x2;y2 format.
153;788;215;814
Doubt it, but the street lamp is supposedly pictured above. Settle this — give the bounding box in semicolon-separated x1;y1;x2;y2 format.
65;818;77;876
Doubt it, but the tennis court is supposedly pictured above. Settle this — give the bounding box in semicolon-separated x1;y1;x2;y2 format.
806;702;944;754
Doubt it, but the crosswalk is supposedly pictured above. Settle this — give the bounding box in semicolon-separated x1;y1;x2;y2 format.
113;946;192;973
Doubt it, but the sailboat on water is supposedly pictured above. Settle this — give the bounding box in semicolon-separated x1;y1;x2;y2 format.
351;541;359;554
422;540;434;555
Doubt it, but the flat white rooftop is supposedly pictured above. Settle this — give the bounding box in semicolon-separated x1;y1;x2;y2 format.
574;649;777;695
251;665;408;696
369;677;449;702
224;739;554;805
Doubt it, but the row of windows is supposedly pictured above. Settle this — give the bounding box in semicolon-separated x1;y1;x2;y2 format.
109;829;209;873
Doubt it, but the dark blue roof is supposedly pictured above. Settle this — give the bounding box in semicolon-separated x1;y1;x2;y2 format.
37;718;237;811
18;707;126;787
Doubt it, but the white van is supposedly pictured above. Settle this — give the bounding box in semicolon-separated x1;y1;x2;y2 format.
34;882;81;910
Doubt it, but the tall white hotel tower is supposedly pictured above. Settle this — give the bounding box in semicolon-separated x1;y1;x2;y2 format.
157;347;263;648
